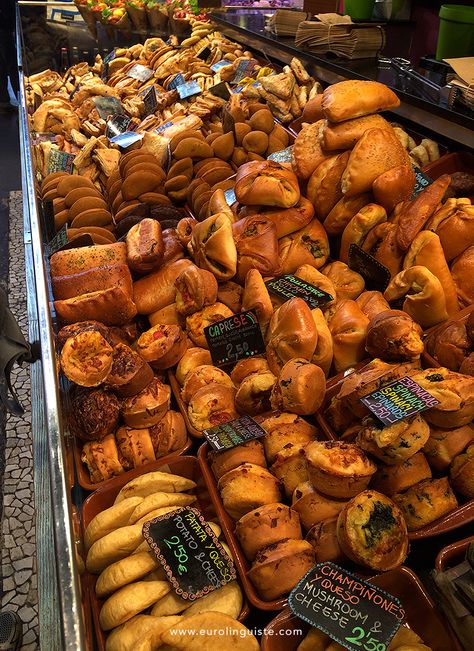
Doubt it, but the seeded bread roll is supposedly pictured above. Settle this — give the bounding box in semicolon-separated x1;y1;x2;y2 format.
50;243;127;278
235;503;302;561
51;264;133;301
54;287;137;327
393;477;458;531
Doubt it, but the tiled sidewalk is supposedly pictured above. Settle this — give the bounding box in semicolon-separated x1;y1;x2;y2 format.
1;191;39;649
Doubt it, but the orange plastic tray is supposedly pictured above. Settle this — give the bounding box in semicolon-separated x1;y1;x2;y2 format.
435;534;474;572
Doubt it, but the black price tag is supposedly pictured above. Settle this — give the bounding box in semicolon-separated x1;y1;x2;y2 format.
48;150;76;174
289;562;403;651
231;59;257;84
360;375;439;426
204;414;267;452
204;310;265;367
93;96;123;120
41;200;56;242
265;274;333;309
176;81;201;100
127;64;154;82
139;85;158;117
48;230;94;257
348;244;391;293
169;73;185;91
102;49;116;80
209;81;231;101
142;506;236;600
106;114;133;140
411;166;433;198
196;45;211;61
47;224;69;255
267;146;293;163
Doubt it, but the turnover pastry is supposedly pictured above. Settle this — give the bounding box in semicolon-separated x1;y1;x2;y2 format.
292;120;332;180
242;269;273;331
232;215;281;283
190;213;237;281
321;80;400;123
327;300;370;373
279;219;330;274
235;160;300;208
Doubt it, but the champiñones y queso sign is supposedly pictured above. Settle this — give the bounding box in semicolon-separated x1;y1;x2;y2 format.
289;562;403;651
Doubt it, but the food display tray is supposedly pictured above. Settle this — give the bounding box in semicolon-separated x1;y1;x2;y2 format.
435;534;474;572
81;456;250;651
260;566;462;651
423;151;474;200
168;370;204;439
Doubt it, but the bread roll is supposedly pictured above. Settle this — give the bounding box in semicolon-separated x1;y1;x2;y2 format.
126;218;164;274
235;503;302;561
106;343;154;397
51;264;133;301
432;204;474;261
249;196;315;238
292;120;332;180
233;215;281;284
81;434;124;485
235;160;300;207
356;291;390;321
365;309;423;362
50;243;127;278
175;347;213;386
323;192;372;236
54;287;137;326
175;266;218;316
320;114;392;150
372;164;416;213
133;259;193;315
339;203;387;263
322;261;365;301
190;213;237;281
328;300;369;373
122;377;171;428
321;80;400;123
451;245;474;307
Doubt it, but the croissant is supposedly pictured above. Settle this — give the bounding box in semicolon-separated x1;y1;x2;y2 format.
384;266;449;328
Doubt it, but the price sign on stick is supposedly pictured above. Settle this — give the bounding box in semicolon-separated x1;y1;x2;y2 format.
289;563;403;651
204;310;265;367
203;415;267;452
143;507;236;600
348;244;391;293
265;274;333;309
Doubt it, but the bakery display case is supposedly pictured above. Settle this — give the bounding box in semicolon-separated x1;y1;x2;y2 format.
15;2;474;650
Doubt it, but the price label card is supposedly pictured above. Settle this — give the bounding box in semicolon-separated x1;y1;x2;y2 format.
203;414;267;452
209;81;231;101
169;73;185;90
109;131;144;148
32;132;59;145
176;81;201;100
47;226;94;256
139;85;158;117
265;274;333;310
196;45;211;61
289;562;403;651
127;63;154;82
224;187;236;206
93;96;123;120
106;114;133;140
47;224;68;255
204;310;265;367
348;244;391;293
142;506;236;600
411;166;433;198
102;49;116;80
48;150;76;174
155;120;174;135
360;375;439;426
211;59;232;72
231;59;256;84
267;146;294;163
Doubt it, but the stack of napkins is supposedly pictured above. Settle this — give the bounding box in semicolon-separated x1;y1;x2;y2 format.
266;9;310;37
295;15;385;59
444;57;474;110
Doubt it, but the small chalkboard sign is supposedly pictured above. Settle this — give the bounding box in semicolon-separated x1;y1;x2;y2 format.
169;73;185;91
203;414;267;452
47;150;76;175
47;224;69;255
265;274;333;310
106;114;133;140
93;96;123;120
348;244;391;293
267;146;293;163
127;64;154;82
289;562;403;651
142;506;236;600
209;81;231;101
204;310;265;367
360;375;439;426
176;80;201;100
196;45;211;61
411;166;433;198
140;85;158;117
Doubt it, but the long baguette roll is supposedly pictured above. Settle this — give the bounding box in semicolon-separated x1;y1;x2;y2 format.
50;243;127;279
133;259;194;315
51;264;133;301
54;286;137;326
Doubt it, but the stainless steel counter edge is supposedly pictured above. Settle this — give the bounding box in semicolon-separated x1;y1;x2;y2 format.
210;14;474;150
16;6;88;650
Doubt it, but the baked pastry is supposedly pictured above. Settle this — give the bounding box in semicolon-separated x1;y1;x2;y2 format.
59;330;113;387
235;503;302;561
185;302;234;349
450;443;474;499
50;242;127;278
320;113;392;151
54;287;137;327
430;321;470;371
356;291;390;321
270;358;326;416
372;164;416;213
296;628;330;651
336;490;408;570
175;347;213;386
99;581;171;630
271;444;308;498
55;321;111;350
241;270;273;332
305;440;377;498
260;411;300;433
266;298;318;375
105;343;154;398
365;310;423;362
247;538;315;600
182;365;234;404
126;218;164;274
230;358;270;388
311;308;334;376
149;410;187;458
356;414;430;465
263;418;318;465
235;371;277;416
432;204;474;262
410;367;474;428
393;478;458;531
252;197;315;238
210;439;267;481
306;517;345;564
311;151;350;221
322;261;365;301
235;160;300;207
371;452;432;495
423;424;474;472
324;192;373;237
294;265;337;308
136;324;187;369
70;388;120;441
233;216;281;283
384;266;449;328
148;303;184;328
187;383;238;432
291;482;348;530
175;266;218;316
321;80;400;123
292;120;331;180
133;259;193;315
121;377;171;428
362;221;404;278
279;219;330;274
116;426;156;471
217;281;243;313
218;462;282;520
327;299;370;373
451;246;474;307
51;264;133;302
339;203;387;264
81;434;125;484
